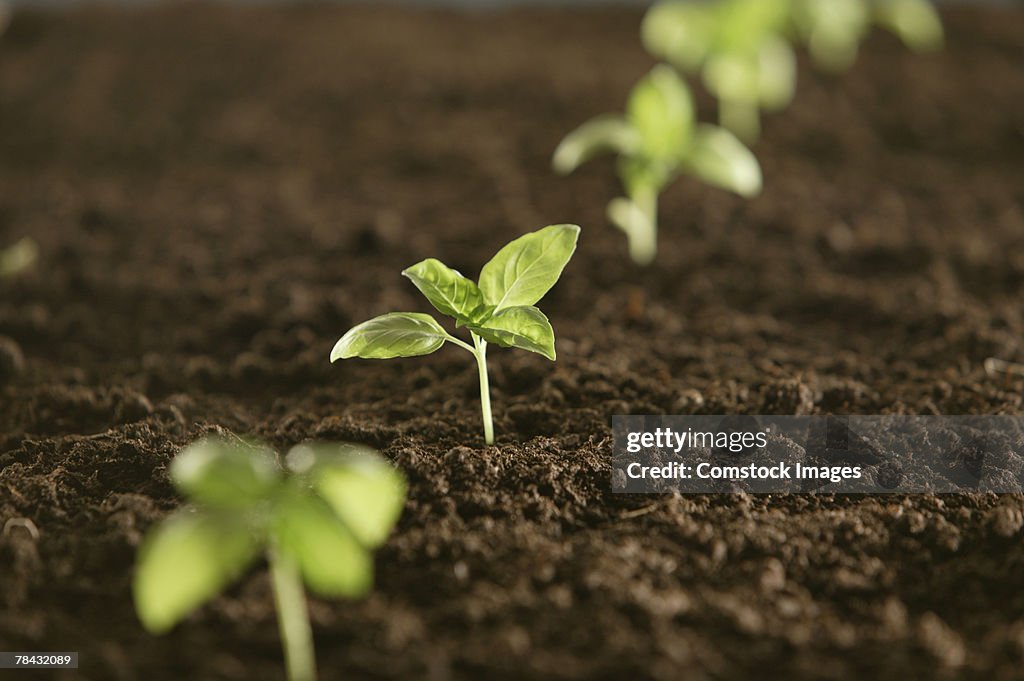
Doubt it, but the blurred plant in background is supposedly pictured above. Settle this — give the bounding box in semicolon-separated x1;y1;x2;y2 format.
554;65;760;265
643;0;794;142
0;1;10;37
643;0;944;141
792;0;944;72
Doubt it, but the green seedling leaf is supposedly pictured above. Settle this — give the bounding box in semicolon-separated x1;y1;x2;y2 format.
875;0;943;52
627;65;695;162
134;510;258;634
684;124;763;198
331;312;449;360
271;488;372;598
402;259;487;324
641;1;716;71
704;52;759;104
796;0;870;72
478;224;580;312
468;305;556;361
305;448;407;548
713;0;791;53
552;114;640;175
171;437;280;509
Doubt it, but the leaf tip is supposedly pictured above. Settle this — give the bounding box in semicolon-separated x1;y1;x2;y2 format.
329;337;351;363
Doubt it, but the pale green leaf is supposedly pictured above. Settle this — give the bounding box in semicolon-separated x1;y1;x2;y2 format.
552;115;639;175
875;0;944;53
683;124;763;198
134;510;259;634
331;312;449;361
288;445;407;548
170;437;280;509
271;489;372;598
796;0;870;71
713;0;791;53
627;65;695;162
478;224;580;312
402;258;487;323
641;1;716;71
703;52;760;104
468;305;556;361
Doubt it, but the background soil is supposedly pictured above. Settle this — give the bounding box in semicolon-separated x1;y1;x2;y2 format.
2;4;1024;680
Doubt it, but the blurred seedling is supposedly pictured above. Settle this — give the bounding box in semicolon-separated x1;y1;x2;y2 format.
643;0;943;140
790;0;944;73
134;437;406;681
332;224;579;445
553;66;760;265
643;0;796;142
0;1;10;37
0;237;39;278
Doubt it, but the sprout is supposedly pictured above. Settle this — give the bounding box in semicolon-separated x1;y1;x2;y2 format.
792;0;944;72
643;0;796;142
553;66;760;265
643;0;943;138
331;224;580;445
134;437;406;681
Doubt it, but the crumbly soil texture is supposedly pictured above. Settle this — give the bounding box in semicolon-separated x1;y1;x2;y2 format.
2;4;1024;680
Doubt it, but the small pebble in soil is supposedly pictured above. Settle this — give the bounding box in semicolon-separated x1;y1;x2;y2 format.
673;388;705;413
0;335;26;382
988;501;1024;538
760;378;816;415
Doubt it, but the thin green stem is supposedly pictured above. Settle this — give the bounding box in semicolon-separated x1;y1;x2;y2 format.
444;333;475;354
471;332;495;445
629;186;659;266
269;548;316;681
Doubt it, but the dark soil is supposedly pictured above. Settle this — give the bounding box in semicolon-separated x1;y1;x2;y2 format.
2;4;1024;680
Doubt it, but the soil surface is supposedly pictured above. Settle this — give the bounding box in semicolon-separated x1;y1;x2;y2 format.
2;4;1024;680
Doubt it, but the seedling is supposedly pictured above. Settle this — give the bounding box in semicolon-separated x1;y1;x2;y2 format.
643;0;796;142
643;0;943;139
790;0;944;72
553;66;760;265
134;437;406;681
331;224;579;445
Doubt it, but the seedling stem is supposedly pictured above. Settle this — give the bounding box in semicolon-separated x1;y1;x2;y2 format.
270;547;316;681
471;333;495;445
631;186;659;266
